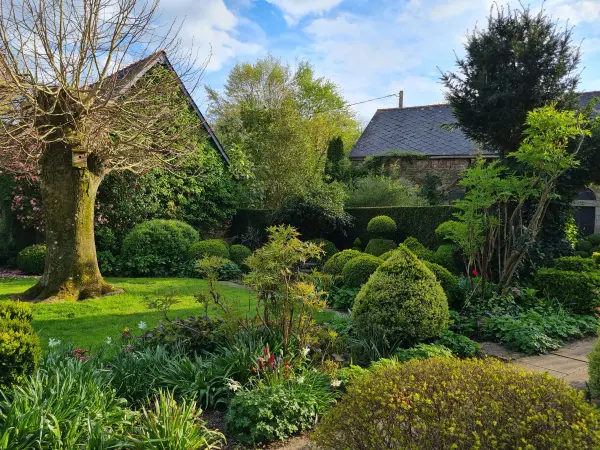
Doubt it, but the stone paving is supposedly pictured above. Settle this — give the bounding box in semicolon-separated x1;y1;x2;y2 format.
481;337;595;390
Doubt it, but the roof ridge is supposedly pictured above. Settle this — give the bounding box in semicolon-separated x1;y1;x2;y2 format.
377;103;449;112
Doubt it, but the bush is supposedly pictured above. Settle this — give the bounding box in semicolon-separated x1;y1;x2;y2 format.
422;260;462;309
218;260;242;281
188;239;230;260
352;244;449;347
366;215;396;237
145;316;225;355
17;244;45;275
589;336;600;398
97;250;118;275
0;300;33;322
575;250;592;258
592;245;600;255
535;268;600;313
352;237;362;251
402;236;435;261
434;244;458;272
323;250;362;276
395;343;452;361
226;373;335;444
577;239;594;252
345;175;427;208
0;317;42;390
434;330;480;357
378;250;396;260
308;238;338;262
588;233;600;246
329;287;360;310
341;255;382;289
313;357;600;449
364;238;396;257
121;220;199;277
229;244;252;266
554;256;597;272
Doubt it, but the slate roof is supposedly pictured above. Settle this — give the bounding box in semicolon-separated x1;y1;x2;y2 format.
350;91;600;159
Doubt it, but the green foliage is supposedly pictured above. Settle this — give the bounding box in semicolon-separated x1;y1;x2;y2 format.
0;301;33;322
121;220;199;277
364;238;396;257
481;308;598;354
422;260;463;309
345;175;426;207
308;239;338;262
229;244;252;266
0;314;41;390
419;173;446;205
217;260;242;281
434;243;458;272
313;357;600;449
352;245;449;347
402;236;435;261
575;250;591;258
188;239;230;260
588;336;600;398
323;249;362;276
128;390;225;449
16;244;45;275
225;373;335;444
535;268;600;314
366;215;397;237
395;343;452;361
434;330;480;357
378;250;396;260
577;239;594;252
341;255;382;289
351;237;362;250
589;233;600;246
272;181;352;239
97;250;118;275
325;136;350;182
554;256;597;272
329;287;360;310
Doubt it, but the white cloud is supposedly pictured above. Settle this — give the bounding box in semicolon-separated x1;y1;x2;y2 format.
266;0;343;24
547;0;600;25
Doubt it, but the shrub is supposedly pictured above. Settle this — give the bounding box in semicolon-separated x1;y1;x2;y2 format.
352;237;362;251
395;343;452;361
352;244;449;347
17;244;45;275
378;250;396;260
188;239;230;260
402;236;435;261
341;255;382;288
225;373;335;444
577;239;594;252
554;256;597;272
229;244;252;266
434;330;480;357
121;220;199;277
0;300;33;322
592;245;600;256
0;317;42;390
128;390;225;449
329;287;360;310
589;336;600;398
575;250;592;258
308;238;338;262
535;268;600;313
422;260;462;309
364;238;396;257
145;316;225;355
434;243;458;272
366;215;396;237
345;175;427;208
323;249;362;276
97;250;118;275
313;357;600;449
218;260;242;281
588;233;600;246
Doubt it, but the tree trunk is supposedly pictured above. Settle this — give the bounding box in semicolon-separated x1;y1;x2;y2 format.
23;146;116;301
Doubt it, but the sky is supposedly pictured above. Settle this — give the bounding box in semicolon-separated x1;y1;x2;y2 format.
157;0;600;123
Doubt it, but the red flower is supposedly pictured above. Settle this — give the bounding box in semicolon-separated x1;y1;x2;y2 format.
484;273;488;279
132;184;137;189
472;269;479;277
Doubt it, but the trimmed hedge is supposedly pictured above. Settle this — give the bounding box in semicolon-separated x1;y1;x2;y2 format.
17;244;46;275
367;215;396;237
422;260;462;309
535;268;600;314
323;250;363;276
554;256;597;272
365;238;396;257
188;239;230;260
577;239;594;253
229;244;252;266
589;336;600;398
588;233;600;246
402;237;435;262
342;255;383;288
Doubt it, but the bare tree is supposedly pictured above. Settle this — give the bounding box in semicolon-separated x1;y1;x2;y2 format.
0;0;206;300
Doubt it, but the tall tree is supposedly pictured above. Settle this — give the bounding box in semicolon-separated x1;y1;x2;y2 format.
206;56;359;208
0;0;206;300
442;4;581;158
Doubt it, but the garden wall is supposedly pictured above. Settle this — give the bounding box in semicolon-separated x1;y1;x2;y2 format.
230;206;457;249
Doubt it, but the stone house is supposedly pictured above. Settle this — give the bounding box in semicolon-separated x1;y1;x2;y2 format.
350;91;600;234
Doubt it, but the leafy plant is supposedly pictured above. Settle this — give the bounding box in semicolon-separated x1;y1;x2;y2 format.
323;249;362;276
16;244;45;275
364;238;396;257
229;244;252;266
328;286;360;310
434;330;480;357
366;215;397;237
345;175;426;207
188;239;230;260
395;343;452;361
341;254;382;288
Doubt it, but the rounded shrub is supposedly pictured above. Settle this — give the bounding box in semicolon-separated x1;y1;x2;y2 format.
367;215;397;237
121;219;199;277
575;250;592;258
402;236;435;261
364;238;396;257
588;336;600;398
0;302;41;390
313;357;600;449
554;256;597;272
434;244;458;273
352;244;449;347
218;260;242;281
17;244;46;275
577;239;594;253
352;237;362;251
188;239;230;261
588;233;600;246
422;260;462;309
308;238;338;262
378;249;396;261
341;254;383;289
535;268;600;314
229;244;252;266
323;249;363;276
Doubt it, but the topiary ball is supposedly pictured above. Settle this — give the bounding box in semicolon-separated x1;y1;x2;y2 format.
588;233;600;246
588;336;600;398
402;237;435;262
352;237;363;251
308;238;338;262
365;238;396;257
422;260;463;309
313;357;600;449
188;239;230;261
323;249;363;276
229;244;252;266
367;215;397;237
17;244;46;275
577;239;594;253
352;244;449;347
575;250;592;258
434;244;458;273
342;254;383;289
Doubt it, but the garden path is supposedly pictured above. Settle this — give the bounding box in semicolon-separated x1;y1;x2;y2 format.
481;337;595;390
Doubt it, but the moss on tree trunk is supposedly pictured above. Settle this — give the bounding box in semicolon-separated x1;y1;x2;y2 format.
23;146;116;301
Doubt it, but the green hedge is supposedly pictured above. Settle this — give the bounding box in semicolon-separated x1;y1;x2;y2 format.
535;268;600;314
230;206;455;249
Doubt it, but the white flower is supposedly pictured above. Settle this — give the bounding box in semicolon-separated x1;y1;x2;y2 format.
330;379;342;388
227;379;242;392
138;321;147;330
48;338;61;348
297;376;305;384
105;336;112;345
301;347;310;357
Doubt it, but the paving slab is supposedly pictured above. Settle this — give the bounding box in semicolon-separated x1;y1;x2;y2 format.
479;342;524;361
551;337;595;362
561;368;589;390
514;354;588;375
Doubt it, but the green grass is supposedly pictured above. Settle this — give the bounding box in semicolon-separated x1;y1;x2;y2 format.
0;277;338;350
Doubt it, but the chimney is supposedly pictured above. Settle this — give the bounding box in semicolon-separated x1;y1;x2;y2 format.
398;90;404;108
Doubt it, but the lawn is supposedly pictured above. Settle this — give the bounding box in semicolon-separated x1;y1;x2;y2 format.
0;277;337;350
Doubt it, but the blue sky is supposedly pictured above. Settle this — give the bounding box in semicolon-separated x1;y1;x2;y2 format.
158;0;600;123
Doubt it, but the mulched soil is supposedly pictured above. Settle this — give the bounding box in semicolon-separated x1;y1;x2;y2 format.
0;267;37;278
